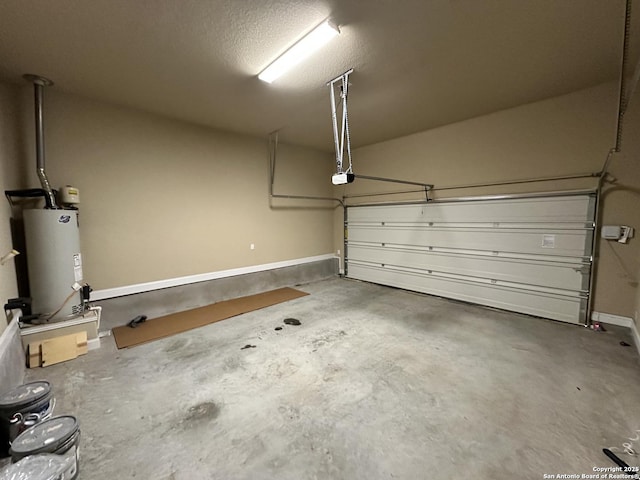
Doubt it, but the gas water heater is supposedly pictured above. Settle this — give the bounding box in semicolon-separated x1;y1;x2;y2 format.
23;209;83;317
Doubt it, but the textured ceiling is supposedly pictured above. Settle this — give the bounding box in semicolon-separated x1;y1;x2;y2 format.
0;0;637;151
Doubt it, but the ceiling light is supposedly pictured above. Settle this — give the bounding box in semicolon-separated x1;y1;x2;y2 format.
258;19;340;83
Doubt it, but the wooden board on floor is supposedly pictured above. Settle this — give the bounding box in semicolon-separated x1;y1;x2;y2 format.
112;287;309;349
28;331;88;368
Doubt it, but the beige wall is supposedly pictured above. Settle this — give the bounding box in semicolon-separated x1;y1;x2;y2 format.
606;86;640;331
589;87;640;325
14;88;334;291
0;83;23;334
336;82;640;320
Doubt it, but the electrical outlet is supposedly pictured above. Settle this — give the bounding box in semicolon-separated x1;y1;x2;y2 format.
337;249;340;256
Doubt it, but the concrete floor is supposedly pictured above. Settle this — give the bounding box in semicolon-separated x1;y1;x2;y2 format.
25;278;640;479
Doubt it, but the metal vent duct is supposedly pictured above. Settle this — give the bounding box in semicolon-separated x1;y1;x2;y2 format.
23;74;58;209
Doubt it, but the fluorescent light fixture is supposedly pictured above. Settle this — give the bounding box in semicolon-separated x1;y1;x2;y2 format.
259;19;339;83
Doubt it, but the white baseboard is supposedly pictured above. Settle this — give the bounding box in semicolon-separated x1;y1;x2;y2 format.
592;311;640;357
92;254;337;301
88;338;100;351
591;311;633;327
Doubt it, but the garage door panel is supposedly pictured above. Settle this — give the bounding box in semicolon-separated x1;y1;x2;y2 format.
347;263;586;324
347;226;590;257
350;222;590;230
346;194;595;324
347;245;589;291
347;196;594;225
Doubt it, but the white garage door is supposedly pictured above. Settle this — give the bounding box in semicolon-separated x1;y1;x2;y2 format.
345;193;596;324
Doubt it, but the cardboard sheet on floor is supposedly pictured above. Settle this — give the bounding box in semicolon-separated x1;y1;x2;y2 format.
112;287;309;349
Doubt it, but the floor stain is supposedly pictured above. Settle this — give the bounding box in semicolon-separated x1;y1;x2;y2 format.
266;358;298;379
164;338;189;353
222;355;242;373
322;363;344;382
277;404;301;420
170;349;211;363
311;330;347;349
184;402;220;424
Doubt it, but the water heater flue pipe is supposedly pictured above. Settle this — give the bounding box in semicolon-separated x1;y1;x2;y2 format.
23;74;58;209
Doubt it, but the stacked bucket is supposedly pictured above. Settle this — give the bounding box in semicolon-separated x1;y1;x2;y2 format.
0;381;80;480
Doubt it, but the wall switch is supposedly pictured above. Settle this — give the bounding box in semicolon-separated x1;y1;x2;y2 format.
250;244;255;250
337;249;340;256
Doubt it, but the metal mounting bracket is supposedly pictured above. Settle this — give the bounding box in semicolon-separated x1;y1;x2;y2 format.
328;69;354;178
